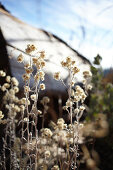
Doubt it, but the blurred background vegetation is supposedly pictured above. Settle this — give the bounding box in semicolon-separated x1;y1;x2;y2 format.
86;55;113;170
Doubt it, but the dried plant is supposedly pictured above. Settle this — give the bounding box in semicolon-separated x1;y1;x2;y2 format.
0;45;109;170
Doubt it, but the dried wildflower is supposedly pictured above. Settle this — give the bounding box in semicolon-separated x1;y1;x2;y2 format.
1;85;6;91
72;66;80;74
14;96;19;103
22;74;30;81
57;118;65;124
75;85;82;92
61;61;67;67
49;121;57;129
3;46;93;169
14;105;20;112
72;60;76;65
36;62;41;69
71;89;75;96
57;122;64;130
17;54;24;63
51;165;59;170
0;111;4;119
40;61;45;68
82;79;86;85
13;86;19;93
21;98;30;105
24;63;30;68
24;117;29;122
32;57;38;64
6;76;11;83
68;125;73;133
44;150;51;158
74;108;79;114
10;95;16;101
24;86;30;93
42;128;53;138
39;71;45;81
66;56;71;63
54;72;60;80
25;44;36;53
87;84;92;90
81;94;87;102
11;77;19;86
62;106;67;110
30;44;36;51
66;99;72;107
25;68;33;74
40;51;45;59
40;83;45;90
76;88;84;95
20;105;25;111
74;85;87;102
57;148;66;156
34;72;40;81
71;81;75;86
79;106;85;111
63;124;67;129
30;94;37;101
9;103;14;109
74;96;80;102
61;56;77;71
37;110;42;115
83;71;92;78
0;70;6;77
9;89;15;95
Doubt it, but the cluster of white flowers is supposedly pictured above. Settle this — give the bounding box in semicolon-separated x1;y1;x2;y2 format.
17;54;24;63
53;56;93;169
83;71;93;91
61;56;80;74
0;46;95;170
17;45;46;88
0;74;24;120
74;85;87;103
51;165;59;170
0;70;6;77
42;128;53;138
53;72;60;80
53;57;80;82
24;117;85;169
25;44;36;54
0;75;19;92
0;111;4;120
83;71;92;78
16;45;48;169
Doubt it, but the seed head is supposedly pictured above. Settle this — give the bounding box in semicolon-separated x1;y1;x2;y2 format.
17;54;24;63
0;70;6;77
54;72;60;80
11;77;19;86
6;76;11;83
40;83;45;90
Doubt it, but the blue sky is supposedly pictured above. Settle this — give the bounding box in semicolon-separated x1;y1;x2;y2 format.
1;0;113;68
